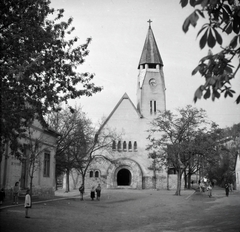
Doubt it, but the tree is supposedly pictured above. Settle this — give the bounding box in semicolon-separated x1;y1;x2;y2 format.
0;0;102;161
64;109;94;192
20;125;55;195
181;0;240;104
74;125;120;197
47;106;84;191
205;123;240;186
147;105;210;195
24;130;43;195
47;106;119;195
47;107;80;191
182;123;223;188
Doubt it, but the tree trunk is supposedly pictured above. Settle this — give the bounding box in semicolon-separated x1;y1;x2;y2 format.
167;169;169;190
71;171;80;190
2;142;9;188
29;160;34;196
30;176;33;196
65;169;70;192
187;172;192;189
175;170;182;196
153;159;156;189
184;170;187;189
82;173;85;190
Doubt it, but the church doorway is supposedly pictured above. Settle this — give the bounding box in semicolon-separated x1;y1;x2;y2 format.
117;168;131;186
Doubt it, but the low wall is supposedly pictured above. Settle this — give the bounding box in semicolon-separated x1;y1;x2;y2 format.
3;187;55;200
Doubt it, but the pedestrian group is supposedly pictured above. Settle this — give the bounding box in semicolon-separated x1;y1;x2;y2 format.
79;183;101;201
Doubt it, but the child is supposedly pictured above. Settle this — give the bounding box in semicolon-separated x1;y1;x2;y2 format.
24;189;32;218
90;186;95;200
0;188;5;204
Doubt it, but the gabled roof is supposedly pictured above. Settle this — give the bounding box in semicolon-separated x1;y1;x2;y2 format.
97;93;142;133
138;25;163;69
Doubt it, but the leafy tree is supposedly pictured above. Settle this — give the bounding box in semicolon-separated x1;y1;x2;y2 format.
180;129;217;189
0;0;102;162
205;123;240;186
205;141;236;185
181;0;240;104
223;122;240;139
147;105;210;195
181;122;231;189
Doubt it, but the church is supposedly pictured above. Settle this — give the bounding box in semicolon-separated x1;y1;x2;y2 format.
83;22;178;190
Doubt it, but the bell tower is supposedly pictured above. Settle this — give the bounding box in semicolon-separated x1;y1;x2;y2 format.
137;21;166;119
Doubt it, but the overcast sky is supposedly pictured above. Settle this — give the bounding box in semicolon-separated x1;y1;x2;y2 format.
51;0;240;128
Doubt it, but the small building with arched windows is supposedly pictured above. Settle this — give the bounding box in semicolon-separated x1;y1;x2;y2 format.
81;23;177;190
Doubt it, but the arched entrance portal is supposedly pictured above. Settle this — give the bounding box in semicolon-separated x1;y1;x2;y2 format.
107;158;143;188
117;168;131;186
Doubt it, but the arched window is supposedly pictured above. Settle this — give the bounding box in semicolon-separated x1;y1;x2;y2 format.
123;141;127;151
117;141;121;151
128;141;132;151
134;141;137;151
95;171;99;178
150;101;157;114
90;170;93;178
112;140;116;150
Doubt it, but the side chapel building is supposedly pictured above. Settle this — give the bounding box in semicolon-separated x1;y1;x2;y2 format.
0;119;59;197
82;23;177;190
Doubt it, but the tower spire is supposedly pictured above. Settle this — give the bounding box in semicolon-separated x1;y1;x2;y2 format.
137;22;166;117
138;23;163;69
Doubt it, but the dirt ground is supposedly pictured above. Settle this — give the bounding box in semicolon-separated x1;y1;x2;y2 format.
0;187;240;232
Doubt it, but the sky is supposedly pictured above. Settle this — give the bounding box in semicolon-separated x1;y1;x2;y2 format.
50;0;240;129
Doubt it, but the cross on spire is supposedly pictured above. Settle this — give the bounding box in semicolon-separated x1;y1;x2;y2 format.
147;19;152;28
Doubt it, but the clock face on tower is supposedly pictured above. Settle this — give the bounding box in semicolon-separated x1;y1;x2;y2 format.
149;78;156;87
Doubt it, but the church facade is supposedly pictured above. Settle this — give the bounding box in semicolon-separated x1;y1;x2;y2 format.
83;24;177;190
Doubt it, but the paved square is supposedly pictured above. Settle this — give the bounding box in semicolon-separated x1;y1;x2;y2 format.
1;188;240;232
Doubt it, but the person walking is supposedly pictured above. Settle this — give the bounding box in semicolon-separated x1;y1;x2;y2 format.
207;184;212;197
96;184;101;200
225;183;229;197
79;184;84;201
200;182;205;192
0;188;5;204
24;189;32;218
13;182;20;204
198;180;201;192
90;186;95;200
